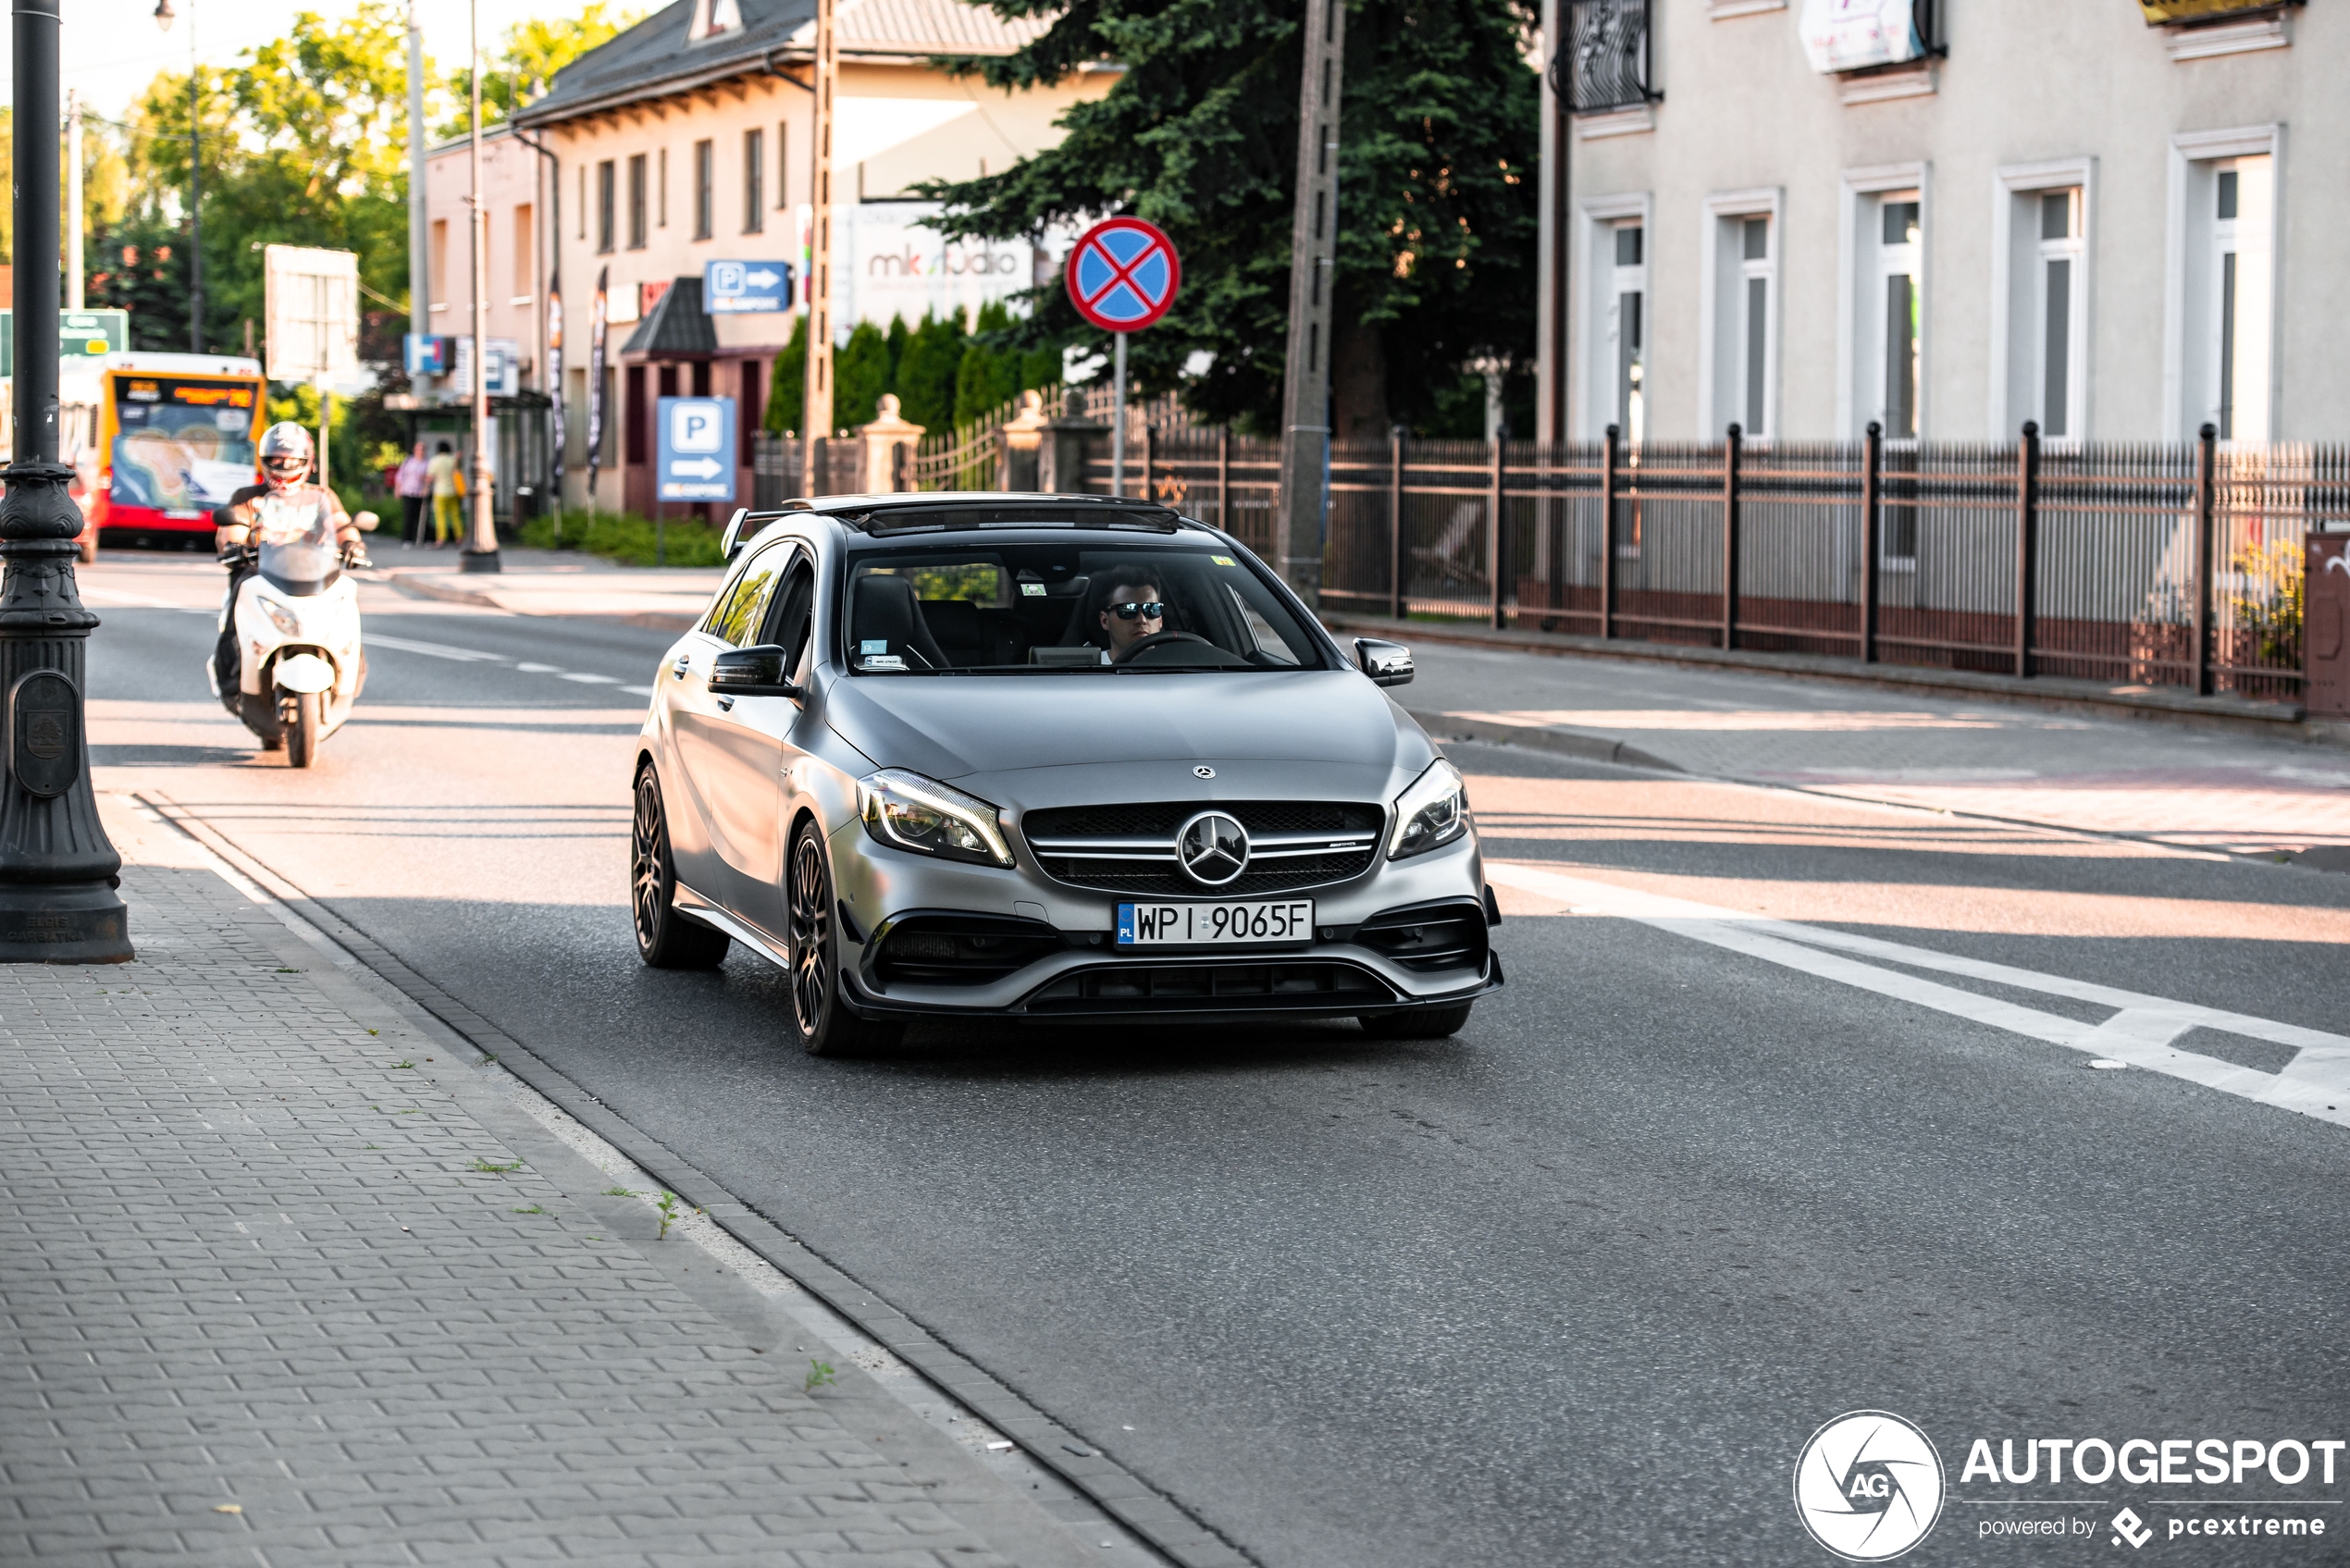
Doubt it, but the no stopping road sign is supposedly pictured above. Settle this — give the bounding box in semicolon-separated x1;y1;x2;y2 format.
1066;216;1181;333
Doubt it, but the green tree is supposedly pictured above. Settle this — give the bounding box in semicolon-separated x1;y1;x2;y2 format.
833;318;894;428
921;0;1540;438
893;311;968;434
124;4;413;351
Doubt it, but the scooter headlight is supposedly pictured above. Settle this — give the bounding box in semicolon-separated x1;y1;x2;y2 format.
253;592;302;636
1387;758;1470;859
857;770;1013;868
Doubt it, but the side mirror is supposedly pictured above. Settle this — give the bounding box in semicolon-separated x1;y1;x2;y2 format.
719;507;751;561
353;510;380;532
1354;636;1414;687
710;643;802;698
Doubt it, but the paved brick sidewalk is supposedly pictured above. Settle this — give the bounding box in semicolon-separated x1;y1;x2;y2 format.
1404;642;2350;858
0;827;1115;1566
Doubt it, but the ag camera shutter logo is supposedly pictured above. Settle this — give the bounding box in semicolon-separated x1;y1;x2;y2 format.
1794;1411;1946;1561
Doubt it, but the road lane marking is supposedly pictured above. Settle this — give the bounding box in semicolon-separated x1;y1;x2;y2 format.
558;672;619;685
84;586;216;614
1486;860;2350;1130
367;633;511;662
620;685;655;697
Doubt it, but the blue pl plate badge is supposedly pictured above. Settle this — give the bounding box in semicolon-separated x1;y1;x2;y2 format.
1117;903;1136;944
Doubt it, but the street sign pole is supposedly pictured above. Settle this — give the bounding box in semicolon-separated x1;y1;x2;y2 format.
802;0;836;492
1112;333;1128;496
0;0;131;965
464;0;499;572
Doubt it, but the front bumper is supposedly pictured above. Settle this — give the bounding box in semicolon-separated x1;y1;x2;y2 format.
828;819;1501;1021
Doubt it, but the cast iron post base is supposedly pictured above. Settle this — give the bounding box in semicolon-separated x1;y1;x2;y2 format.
459;548;502;574
0;460;132;964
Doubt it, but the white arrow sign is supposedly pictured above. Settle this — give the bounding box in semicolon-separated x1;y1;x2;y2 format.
670;456;724;479
744;267;783;290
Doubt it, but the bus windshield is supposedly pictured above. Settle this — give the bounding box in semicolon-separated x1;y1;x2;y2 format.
110;377;259;512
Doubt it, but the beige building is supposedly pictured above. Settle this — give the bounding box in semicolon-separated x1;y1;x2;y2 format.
419;123;544;397
1538;0;2349;446
505;0;1113;516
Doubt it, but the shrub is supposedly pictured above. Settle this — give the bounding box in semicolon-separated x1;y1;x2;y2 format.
515;508;728;568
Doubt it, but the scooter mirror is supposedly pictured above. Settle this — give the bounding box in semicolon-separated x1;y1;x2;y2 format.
353;511;380;532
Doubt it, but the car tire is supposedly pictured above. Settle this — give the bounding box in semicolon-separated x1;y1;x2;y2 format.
1358;1003;1474;1039
786;818;903;1056
632;767;731;969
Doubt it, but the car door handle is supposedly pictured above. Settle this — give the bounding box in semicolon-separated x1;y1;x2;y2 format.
672;654;691;678
714;695;735;711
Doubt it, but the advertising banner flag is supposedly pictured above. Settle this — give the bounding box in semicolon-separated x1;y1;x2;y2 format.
587;266;610;501
1798;0;1925;73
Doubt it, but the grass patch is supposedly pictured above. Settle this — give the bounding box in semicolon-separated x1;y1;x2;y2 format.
515;508;729;568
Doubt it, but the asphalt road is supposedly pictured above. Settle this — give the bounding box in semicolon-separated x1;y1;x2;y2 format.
84;554;2350;1567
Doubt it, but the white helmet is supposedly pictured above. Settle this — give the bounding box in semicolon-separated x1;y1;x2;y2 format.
258;422;315;487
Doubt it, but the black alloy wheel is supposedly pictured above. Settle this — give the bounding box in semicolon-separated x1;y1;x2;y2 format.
1358;1003;1475;1039
632;767;730;969
786;819;903;1056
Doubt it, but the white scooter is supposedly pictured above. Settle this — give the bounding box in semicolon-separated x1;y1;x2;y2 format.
208;510;377;768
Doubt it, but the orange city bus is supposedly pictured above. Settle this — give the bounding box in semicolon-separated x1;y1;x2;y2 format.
86;352;268;549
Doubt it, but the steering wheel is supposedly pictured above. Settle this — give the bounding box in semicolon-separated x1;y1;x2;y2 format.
1113;630;1212;664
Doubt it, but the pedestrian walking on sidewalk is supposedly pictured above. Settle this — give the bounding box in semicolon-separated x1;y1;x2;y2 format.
394;441;430;545
426;441;464;548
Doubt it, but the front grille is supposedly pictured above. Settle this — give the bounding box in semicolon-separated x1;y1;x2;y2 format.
1026;959;1391;1013
1021;799;1384;897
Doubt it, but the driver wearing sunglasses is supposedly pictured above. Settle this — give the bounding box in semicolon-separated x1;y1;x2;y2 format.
1095;574;1168;661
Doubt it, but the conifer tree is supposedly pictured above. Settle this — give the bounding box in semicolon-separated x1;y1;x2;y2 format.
921;0;1539;437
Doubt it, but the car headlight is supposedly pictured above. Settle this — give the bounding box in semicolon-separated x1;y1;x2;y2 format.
857;770;1013;867
1387;758;1469;859
254;592;301;636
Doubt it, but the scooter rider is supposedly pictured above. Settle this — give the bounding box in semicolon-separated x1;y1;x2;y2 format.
212;423;369;706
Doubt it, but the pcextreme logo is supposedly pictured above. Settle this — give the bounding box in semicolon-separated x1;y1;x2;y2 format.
1795;1411;1948;1562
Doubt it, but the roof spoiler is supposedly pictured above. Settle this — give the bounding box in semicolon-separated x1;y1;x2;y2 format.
720;507;796;561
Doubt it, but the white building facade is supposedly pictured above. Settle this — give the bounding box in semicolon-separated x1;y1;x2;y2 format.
1539;0;2345;446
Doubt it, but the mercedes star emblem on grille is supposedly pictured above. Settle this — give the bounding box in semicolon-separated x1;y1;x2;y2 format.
1176;810;1250;887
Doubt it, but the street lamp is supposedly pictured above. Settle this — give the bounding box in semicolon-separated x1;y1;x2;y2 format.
0;0;133;963
154;0;203;353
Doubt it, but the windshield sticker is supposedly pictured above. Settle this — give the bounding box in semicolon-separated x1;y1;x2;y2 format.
1020;582;1047;596
1211;555;1236;566
860;639;889;655
861;654;907;671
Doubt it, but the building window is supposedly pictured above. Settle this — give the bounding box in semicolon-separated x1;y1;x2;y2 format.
596;161;615;253
578;167;588;241
1849;190;1923;440
429;218;449;308
658;148;668;228
695;139;715;241
687;0;742;42
1704;197;1778;438
2035;191;2083;438
1611;223;1647;442
744;128;764;233
2208;158;2271;439
512;203;534;302
776;123;790;207
626;154;647;250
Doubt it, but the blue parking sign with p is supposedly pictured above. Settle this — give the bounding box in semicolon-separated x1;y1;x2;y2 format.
656;396;736;501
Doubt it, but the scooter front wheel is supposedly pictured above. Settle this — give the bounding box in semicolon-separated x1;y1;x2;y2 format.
285;690;323;768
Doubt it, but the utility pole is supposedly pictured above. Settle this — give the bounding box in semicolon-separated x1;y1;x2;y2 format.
1275;0;1344;605
801;0;836;492
0;0;132;964
1536;0;1569;444
154;0;205;352
463;0;499;571
406;0;428;379
65;86;82;309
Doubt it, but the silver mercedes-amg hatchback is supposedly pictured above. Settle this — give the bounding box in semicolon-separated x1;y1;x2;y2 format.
630;493;1502;1054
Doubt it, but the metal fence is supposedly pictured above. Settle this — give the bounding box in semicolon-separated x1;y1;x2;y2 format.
756;409;2334;702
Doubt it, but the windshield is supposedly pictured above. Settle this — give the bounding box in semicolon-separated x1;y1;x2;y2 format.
110;376;260;512
844;539;1327;673
252;492;340;593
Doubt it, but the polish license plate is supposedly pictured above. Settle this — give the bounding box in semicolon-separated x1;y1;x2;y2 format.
1116;899;1315;946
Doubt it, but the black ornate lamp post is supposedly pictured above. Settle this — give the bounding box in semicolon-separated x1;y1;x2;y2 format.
0;0;132;964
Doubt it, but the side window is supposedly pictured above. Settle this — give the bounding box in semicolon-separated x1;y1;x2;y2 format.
702;545;786;646
764;559;818;681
